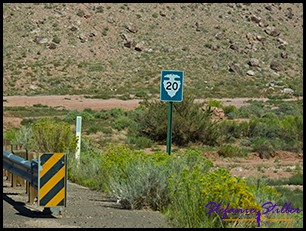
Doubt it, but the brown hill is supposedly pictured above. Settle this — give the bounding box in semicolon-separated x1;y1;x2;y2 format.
3;3;303;99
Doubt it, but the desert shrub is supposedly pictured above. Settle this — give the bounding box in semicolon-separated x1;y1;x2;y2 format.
52;35;61;44
30;117;77;154
237;103;267;118
248;115;303;153
112;116;134;131
63;110;95;123
21;118;37;126
250;137;275;159
136;93;220;146
126;136;154;149
105;108;126;119
207;99;224;108
217;144;248;158
287;172;303;185
223;105;238;118
168;166;264;228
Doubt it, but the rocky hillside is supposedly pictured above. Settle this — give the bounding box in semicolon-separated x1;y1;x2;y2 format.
3;3;303;99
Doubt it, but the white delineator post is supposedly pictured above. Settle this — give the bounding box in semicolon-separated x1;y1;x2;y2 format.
75;116;82;165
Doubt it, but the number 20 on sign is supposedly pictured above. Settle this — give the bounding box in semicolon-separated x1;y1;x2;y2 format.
160;70;184;102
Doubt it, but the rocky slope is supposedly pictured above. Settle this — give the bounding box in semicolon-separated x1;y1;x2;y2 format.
3;3;303;98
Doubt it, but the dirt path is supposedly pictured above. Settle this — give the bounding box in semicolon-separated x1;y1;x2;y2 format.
3;95;302;111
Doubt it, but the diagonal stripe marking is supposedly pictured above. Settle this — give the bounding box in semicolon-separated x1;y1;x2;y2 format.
45;187;65;207
40;166;65;200
40;153;64;178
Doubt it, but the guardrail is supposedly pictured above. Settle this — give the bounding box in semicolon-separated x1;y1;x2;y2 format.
3;150;67;215
3;150;38;189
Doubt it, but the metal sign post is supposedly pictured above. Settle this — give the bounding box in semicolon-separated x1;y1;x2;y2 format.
160;70;184;155
166;102;173;155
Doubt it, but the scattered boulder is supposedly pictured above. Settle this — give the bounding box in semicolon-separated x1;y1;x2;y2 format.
195;22;204;32
211;107;225;121
70;26;78;32
211;44;220;51
251;15;261;23
258;20;269;27
135;41;145;51
126;23;138;33
270;60;284;72
256;36;268;46
265;5;272;11
282;88;294;94
34;36;48;44
124;41;133;48
78;34;87;43
215;32;225;40
48;42;57;49
277;38;288;45
229;63;240;73
246;70;255;76
248;58;260;67
229;44;239;51
245;32;255;41
264;26;280;37
159;11;166;17
280;52;288;59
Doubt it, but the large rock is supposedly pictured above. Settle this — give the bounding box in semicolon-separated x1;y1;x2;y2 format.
126;23;138;33
229;63;240;73
248;58;260;67
246;70;255;76
34;36;48;44
135;41;145;52
282;88;294;94
215;32;225;40
265;26;280;37
229;44;239;51
270;60;284;72
251;15;261;23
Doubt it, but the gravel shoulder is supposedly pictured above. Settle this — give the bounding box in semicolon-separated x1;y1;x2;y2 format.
3;178;171;228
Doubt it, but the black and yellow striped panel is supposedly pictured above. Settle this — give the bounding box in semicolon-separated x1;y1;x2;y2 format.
39;153;65;207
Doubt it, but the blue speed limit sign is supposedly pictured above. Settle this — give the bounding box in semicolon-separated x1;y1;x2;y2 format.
160;70;184;102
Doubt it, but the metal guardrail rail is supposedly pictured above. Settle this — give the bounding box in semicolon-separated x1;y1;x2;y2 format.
3;150;38;190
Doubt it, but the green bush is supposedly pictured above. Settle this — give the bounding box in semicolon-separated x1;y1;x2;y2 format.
112;116;134;131
250;137;274;159
223;105;238;118
136;93;220;146
217;144;248;158
30;117;77;154
63;110;95;123
126;136;153;149
52;35;61;44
